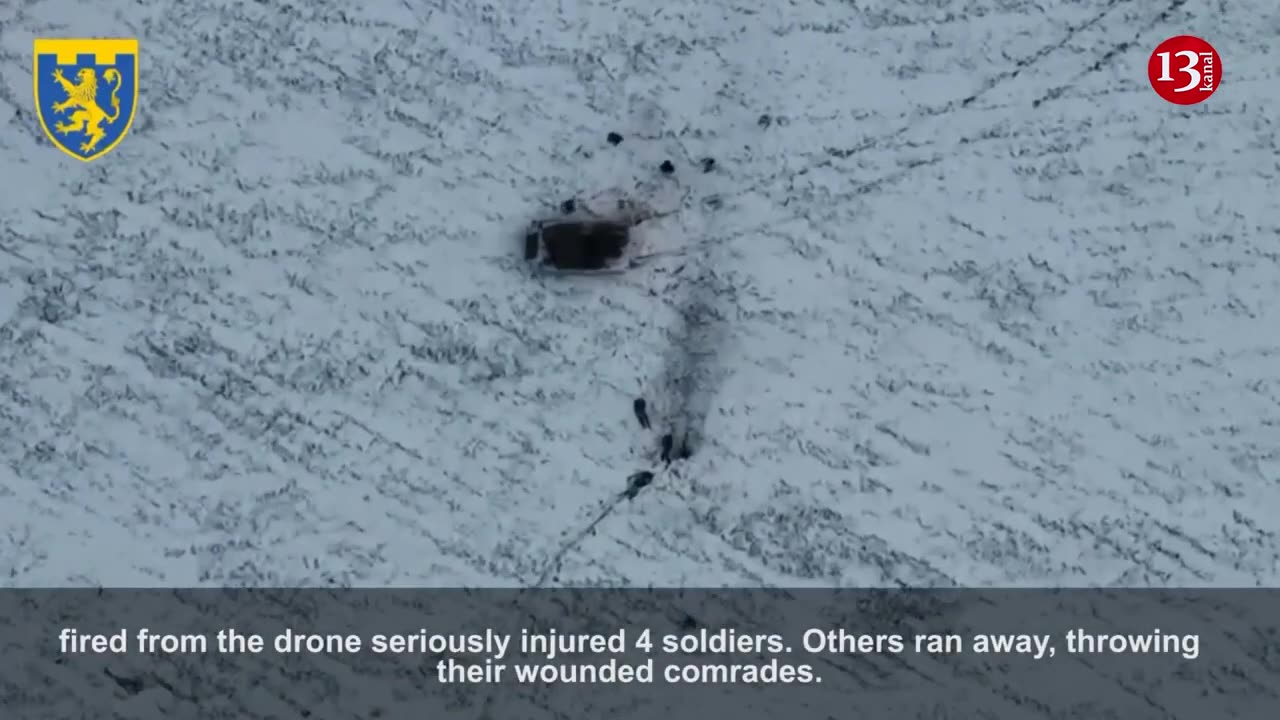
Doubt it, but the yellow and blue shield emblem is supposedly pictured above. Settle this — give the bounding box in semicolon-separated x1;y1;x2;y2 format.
33;38;139;162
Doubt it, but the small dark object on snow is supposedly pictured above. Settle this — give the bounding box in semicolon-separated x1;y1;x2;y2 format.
678;613;698;631
524;231;540;260
758;113;772;128
607;131;623;145
659;160;675;175
561;198;576;214
624;470;654;499
538;220;630;270
660;433;674;464
104;668;144;695
676;433;693;460
634;398;651;429
701;157;716;173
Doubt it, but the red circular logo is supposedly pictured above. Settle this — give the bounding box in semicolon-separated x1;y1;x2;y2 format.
1148;36;1221;105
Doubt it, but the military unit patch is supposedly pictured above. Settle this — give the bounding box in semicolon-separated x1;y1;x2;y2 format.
33;38;139;162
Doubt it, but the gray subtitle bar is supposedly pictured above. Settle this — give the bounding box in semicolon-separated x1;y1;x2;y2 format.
1;589;1276;719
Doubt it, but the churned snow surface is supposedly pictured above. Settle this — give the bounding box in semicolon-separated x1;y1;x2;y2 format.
1;0;1278;588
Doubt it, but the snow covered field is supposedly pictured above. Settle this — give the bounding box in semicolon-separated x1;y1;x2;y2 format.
1;0;1278;588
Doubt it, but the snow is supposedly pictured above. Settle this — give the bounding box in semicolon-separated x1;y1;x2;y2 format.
1;0;1278;588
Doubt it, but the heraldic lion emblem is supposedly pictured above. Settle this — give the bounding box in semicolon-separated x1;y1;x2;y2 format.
33;38;139;162
50;67;122;153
